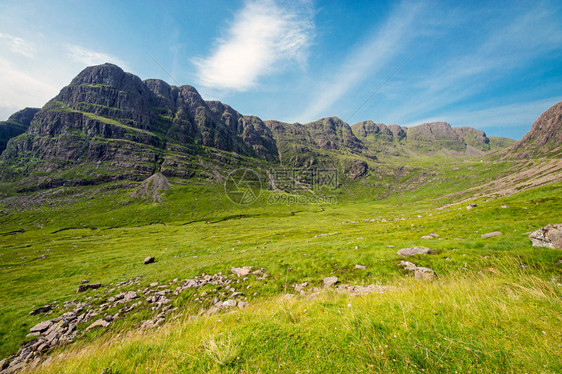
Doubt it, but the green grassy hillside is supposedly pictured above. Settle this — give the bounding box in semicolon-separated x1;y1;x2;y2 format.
0;153;560;373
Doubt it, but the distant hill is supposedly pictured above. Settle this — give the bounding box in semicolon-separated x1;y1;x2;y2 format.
0;107;40;154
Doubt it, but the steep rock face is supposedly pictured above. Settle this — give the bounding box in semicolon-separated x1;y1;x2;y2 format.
510;101;562;158
265;117;371;168
407;122;466;152
206;101;278;161
1;64;256;184
0;108;40;154
453;127;490;151
303;117;366;152
351;121;395;143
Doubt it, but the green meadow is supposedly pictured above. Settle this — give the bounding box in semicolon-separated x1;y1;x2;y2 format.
0;157;561;373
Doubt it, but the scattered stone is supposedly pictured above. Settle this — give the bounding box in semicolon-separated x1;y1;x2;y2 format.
223;299;237;308
80;280;89;284
466;203;478;210
230;292;244;299
481;231;503;238
231;266;253;277
149;282;159;287
123;291;139;302
397;247;433;257
294;282;309;292
398;261;436;281
354;264;366;270
85;319;109;331
413;267;436;281
501;204;510;208
335;284;390;296
528;224;562;249
421;235;433;239
323;276;338;287
386;245;394;248
29;305;52;316
76;283;101;293
144;256;155;265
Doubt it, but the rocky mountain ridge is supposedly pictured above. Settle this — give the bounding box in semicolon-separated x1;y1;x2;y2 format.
1;63;557;192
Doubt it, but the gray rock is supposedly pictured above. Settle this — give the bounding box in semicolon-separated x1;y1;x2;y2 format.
223;299;237;308
414;267;436;281
231;266;253;277
85;319;109;331
76;283;101;293
354;265;366;270
421;235;434;239
466;203;477;209
29;320;53;333
397;246;433;257
29;305;52;316
481;231;503;238
144;256;155;264
528;224;562;249
294;282;309;292
123;291;139;302
323;276;338;287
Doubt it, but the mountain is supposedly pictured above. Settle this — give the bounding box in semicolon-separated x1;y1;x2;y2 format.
509;101;562;158
351;120;509;156
0;63;520;191
0;107;40;154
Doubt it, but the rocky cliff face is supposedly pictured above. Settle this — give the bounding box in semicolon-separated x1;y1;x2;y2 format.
0;108;40;154
352;120;498;155
0;63;521;189
509;101;562;158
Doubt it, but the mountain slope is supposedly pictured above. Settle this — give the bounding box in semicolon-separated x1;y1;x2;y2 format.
509;101;562;158
0;107;40;154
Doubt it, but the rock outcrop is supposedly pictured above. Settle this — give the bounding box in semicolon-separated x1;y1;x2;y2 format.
529;224;562;249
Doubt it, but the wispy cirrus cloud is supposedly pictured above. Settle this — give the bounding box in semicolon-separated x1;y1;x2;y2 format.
193;0;314;91
66;45;127;68
0;32;37;58
297;1;424;122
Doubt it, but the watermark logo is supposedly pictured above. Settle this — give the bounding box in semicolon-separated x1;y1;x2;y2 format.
224;168;262;205
224;167;338;205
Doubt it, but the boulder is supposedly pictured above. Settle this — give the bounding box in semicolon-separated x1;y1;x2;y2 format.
29;305;52;316
481;231;503;238
29;320;53;333
467;203;478;209
85;319;109;331
144;256;155;265
323;276;338;287
231;266;253;277
413;267;436;281
76;283;101;293
397;246;433;257
529;224;562;249
354;264;366;270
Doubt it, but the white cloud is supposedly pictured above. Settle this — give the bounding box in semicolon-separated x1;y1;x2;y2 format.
0;33;37;58
297;1;423;122
193;0;314;91
66;45;127;68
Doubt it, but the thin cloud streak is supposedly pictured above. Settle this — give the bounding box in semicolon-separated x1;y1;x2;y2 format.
193;0;314;91
0;33;37;58
297;1;424;122
378;3;562;126
66;45;128;69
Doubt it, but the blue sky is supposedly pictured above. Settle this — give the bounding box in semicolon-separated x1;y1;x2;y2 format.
1;0;561;139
